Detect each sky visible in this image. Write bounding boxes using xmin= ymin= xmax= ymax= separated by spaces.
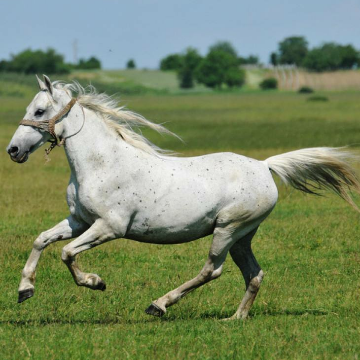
xmin=0 ymin=0 xmax=359 ymax=69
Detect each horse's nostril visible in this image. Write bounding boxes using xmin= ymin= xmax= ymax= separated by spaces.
xmin=8 ymin=146 xmax=19 ymax=157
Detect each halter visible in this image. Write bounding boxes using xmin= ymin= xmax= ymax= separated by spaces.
xmin=19 ymin=98 xmax=77 ymax=155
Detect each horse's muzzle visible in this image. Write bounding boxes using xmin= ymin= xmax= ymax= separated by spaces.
xmin=7 ymin=146 xmax=29 ymax=163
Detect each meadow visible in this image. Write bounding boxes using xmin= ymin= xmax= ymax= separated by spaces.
xmin=1 ymin=83 xmax=360 ymax=359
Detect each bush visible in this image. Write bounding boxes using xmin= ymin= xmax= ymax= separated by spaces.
xmin=259 ymin=78 xmax=278 ymax=90
xmin=298 ymin=86 xmax=314 ymax=93
xmin=307 ymin=95 xmax=329 ymax=102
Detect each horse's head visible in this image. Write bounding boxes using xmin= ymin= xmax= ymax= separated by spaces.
xmin=6 ymin=75 xmax=72 ymax=163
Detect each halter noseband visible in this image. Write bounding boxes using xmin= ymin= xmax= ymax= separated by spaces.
xmin=19 ymin=97 xmax=77 ymax=155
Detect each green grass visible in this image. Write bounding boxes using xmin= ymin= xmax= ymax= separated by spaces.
xmin=1 ymin=89 xmax=360 ymax=359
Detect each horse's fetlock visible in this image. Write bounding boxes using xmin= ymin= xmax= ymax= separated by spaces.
xmin=248 ymin=272 xmax=263 ymax=292
xmin=75 ymin=279 xmax=85 ymax=286
xmin=61 ymin=246 xmax=72 ymax=263
xmin=211 ymin=266 xmax=223 ymax=279
xmin=200 ymin=266 xmax=214 ymax=281
xmin=21 ymin=268 xmax=32 ymax=280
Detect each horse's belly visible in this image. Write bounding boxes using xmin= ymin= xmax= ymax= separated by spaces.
xmin=125 ymin=210 xmax=216 ymax=244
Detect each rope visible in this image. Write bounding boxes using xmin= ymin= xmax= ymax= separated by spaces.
xmin=19 ymin=98 xmax=85 ymax=158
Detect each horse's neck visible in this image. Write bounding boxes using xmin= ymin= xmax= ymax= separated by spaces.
xmin=62 ymin=106 xmax=137 ymax=181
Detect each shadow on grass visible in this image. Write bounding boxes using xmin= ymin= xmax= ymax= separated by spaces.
xmin=147 ymin=307 xmax=330 ymax=323
xmin=0 ymin=317 xmax=160 ymax=326
xmin=166 ymin=308 xmax=329 ymax=321
xmin=1 ymin=308 xmax=329 ymax=326
xmin=259 ymin=308 xmax=329 ymax=317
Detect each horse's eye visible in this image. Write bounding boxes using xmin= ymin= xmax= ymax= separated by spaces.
xmin=35 ymin=109 xmax=45 ymax=117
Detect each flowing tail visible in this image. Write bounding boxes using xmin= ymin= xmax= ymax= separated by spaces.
xmin=265 ymin=147 xmax=360 ymax=211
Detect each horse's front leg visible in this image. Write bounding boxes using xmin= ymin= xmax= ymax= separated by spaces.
xmin=61 ymin=219 xmax=120 ymax=290
xmin=18 ymin=216 xmax=88 ymax=303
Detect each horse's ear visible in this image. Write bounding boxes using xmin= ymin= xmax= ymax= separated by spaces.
xmin=43 ymin=74 xmax=54 ymax=96
xmin=36 ymin=74 xmax=46 ymax=91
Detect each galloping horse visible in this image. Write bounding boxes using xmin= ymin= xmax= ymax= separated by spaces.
xmin=7 ymin=75 xmax=360 ymax=320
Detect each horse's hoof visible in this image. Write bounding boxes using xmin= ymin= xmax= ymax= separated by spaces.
xmin=18 ymin=288 xmax=34 ymax=303
xmin=145 ymin=303 xmax=165 ymax=317
xmin=94 ymin=280 xmax=106 ymax=291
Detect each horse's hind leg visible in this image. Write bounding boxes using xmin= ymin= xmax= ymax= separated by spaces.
xmin=145 ymin=226 xmax=239 ymax=317
xmin=145 ymin=254 xmax=225 ymax=317
xmin=226 ymin=227 xmax=264 ymax=320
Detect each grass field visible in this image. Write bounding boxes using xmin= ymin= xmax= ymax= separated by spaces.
xmin=1 ymin=86 xmax=360 ymax=359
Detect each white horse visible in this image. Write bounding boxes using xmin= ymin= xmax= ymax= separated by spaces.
xmin=7 ymin=75 xmax=360 ymax=320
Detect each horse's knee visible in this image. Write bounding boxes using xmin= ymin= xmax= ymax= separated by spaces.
xmin=33 ymin=232 xmax=47 ymax=251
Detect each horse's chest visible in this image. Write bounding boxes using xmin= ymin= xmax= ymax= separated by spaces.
xmin=67 ymin=180 xmax=98 ymax=222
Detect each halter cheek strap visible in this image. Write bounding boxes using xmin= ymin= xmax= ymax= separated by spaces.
xmin=19 ymin=98 xmax=77 ymax=155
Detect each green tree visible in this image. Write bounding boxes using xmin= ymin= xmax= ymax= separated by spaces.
xmin=209 ymin=41 xmax=238 ymax=58
xmin=278 ymin=36 xmax=308 ymax=66
xmin=0 ymin=60 xmax=10 ymax=72
xmin=338 ymin=44 xmax=359 ymax=68
xmin=126 ymin=59 xmax=136 ymax=69
xmin=195 ymin=49 xmax=243 ymax=89
xmin=270 ymin=52 xmax=278 ymax=66
xmin=303 ymin=43 xmax=359 ymax=72
xmin=224 ymin=67 xmax=245 ymax=88
xmin=160 ymin=54 xmax=183 ymax=71
xmin=177 ymin=48 xmax=202 ymax=89
xmin=77 ymin=56 xmax=101 ymax=70
xmin=8 ymin=48 xmax=70 ymax=74
xmin=238 ymin=55 xmax=259 ymax=65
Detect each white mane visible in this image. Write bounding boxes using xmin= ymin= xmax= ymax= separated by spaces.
xmin=54 ymin=81 xmax=179 ymax=156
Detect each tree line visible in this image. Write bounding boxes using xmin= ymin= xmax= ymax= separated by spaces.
xmin=0 ymin=48 xmax=101 ymax=74
xmin=160 ymin=42 xmax=252 ymax=89
xmin=160 ymin=37 xmax=360 ymax=89
xmin=270 ymin=36 xmax=359 ymax=72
